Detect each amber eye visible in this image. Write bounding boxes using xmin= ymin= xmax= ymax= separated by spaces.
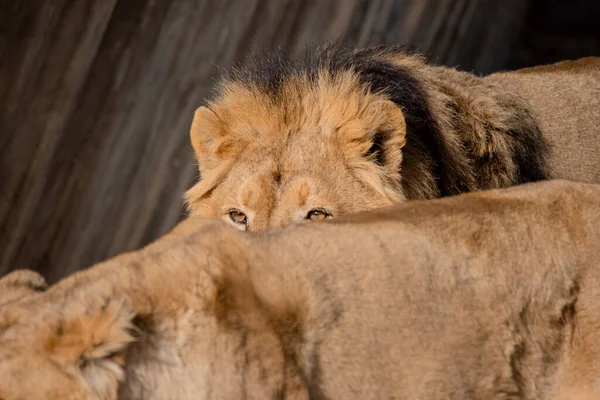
xmin=228 ymin=209 xmax=247 ymax=225
xmin=306 ymin=208 xmax=331 ymax=221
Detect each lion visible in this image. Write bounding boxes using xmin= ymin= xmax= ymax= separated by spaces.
xmin=183 ymin=44 xmax=600 ymax=232
xmin=2 ymin=179 xmax=600 ymax=399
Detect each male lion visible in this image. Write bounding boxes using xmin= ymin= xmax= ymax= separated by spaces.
xmin=184 ymin=44 xmax=600 ymax=231
xmin=2 ymin=179 xmax=600 ymax=399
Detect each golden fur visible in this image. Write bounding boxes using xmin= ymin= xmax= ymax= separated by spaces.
xmin=2 ymin=179 xmax=600 ymax=399
xmin=184 ymin=45 xmax=600 ymax=231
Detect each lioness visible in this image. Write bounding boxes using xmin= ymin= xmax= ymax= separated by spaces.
xmin=184 ymin=44 xmax=600 ymax=231
xmin=2 ymin=179 xmax=600 ymax=399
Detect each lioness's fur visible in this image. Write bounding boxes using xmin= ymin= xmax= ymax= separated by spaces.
xmin=2 ymin=180 xmax=600 ymax=399
xmin=185 ymin=44 xmax=600 ymax=231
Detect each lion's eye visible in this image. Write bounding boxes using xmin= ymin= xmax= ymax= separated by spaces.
xmin=306 ymin=208 xmax=331 ymax=221
xmin=228 ymin=210 xmax=247 ymax=225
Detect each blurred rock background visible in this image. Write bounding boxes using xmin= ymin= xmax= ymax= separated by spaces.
xmin=1 ymin=0 xmax=599 ymax=282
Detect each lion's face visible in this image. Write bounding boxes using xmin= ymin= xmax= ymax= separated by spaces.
xmin=185 ymin=72 xmax=408 ymax=231
xmin=187 ymin=128 xmax=398 ymax=231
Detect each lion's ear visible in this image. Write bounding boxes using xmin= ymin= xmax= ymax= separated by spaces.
xmin=335 ymin=100 xmax=407 ymax=199
xmin=190 ymin=106 xmax=223 ymax=163
xmin=186 ymin=106 xmax=238 ymax=210
xmin=190 ymin=105 xmax=245 ymax=169
xmin=364 ymin=100 xmax=407 ymax=175
xmin=337 ymin=100 xmax=407 ymax=171
xmin=0 ymin=269 xmax=47 ymax=307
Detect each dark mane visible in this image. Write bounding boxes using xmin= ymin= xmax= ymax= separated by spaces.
xmin=225 ymin=43 xmax=422 ymax=95
xmin=224 ymin=43 xmax=462 ymax=198
xmin=219 ymin=43 xmax=549 ymax=199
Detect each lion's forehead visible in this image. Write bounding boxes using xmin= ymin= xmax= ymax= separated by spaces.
xmin=233 ymin=139 xmax=342 ymax=183
xmin=215 ymin=73 xmax=388 ymax=144
xmin=232 ymin=167 xmax=319 ymax=207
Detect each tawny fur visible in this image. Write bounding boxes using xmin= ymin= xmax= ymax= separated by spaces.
xmin=184 ymin=44 xmax=600 ymax=231
xmin=2 ymin=179 xmax=600 ymax=399
xmin=0 ymin=269 xmax=46 ymax=307
xmin=0 ymin=293 xmax=134 ymax=400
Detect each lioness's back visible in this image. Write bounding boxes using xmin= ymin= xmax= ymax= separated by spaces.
xmin=488 ymin=58 xmax=600 ymax=183
xmin=248 ymin=180 xmax=600 ymax=399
